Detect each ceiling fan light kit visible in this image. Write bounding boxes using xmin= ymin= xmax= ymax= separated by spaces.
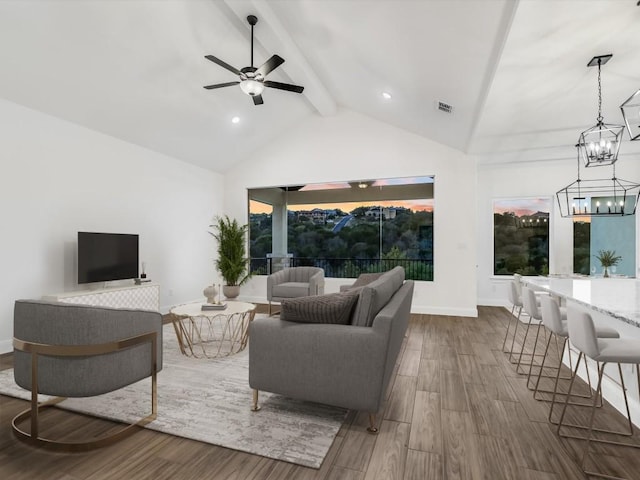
xmin=203 ymin=15 xmax=304 ymax=106
xmin=239 ymin=79 xmax=264 ymax=96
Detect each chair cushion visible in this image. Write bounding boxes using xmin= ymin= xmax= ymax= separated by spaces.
xmin=280 ymin=290 xmax=360 ymax=325
xmin=272 ymin=282 xmax=311 ymax=299
xmin=596 ymin=338 xmax=640 ymax=363
xmin=351 ymin=267 xmax=405 ymax=327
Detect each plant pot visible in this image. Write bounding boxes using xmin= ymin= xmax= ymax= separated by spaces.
xmin=603 ymin=267 xmax=609 ymax=278
xmin=203 ymin=285 xmax=218 ymax=303
xmin=223 ymin=285 xmax=240 ymax=299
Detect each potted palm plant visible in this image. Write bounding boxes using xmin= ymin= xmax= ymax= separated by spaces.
xmin=210 ymin=215 xmax=251 ymax=298
xmin=594 ymin=249 xmax=621 ymax=278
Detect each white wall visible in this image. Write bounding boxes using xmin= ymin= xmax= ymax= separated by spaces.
xmin=223 ymin=109 xmax=478 ymax=317
xmin=0 ymin=98 xmax=223 ymax=353
xmin=476 ymin=158 xmax=640 ymax=307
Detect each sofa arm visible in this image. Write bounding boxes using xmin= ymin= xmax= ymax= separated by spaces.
xmin=308 ymin=270 xmax=325 ymax=295
xmin=249 ymin=318 xmax=392 ymax=413
xmin=339 ymin=283 xmax=355 ymax=292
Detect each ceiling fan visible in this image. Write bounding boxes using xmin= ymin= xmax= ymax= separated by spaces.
xmin=203 ymin=15 xmax=304 ymax=106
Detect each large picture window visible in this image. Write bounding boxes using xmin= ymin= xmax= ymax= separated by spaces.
xmin=248 ymin=176 xmax=434 ymax=281
xmin=493 ymin=198 xmax=550 ymax=275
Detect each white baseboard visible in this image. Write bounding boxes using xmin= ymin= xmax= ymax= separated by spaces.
xmin=0 ymin=339 xmax=12 ymax=355
xmin=478 ymin=298 xmax=510 ymax=308
xmin=410 ymin=305 xmax=478 ymax=317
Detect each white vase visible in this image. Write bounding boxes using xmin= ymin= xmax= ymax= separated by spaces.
xmin=203 ymin=285 xmax=218 ymax=303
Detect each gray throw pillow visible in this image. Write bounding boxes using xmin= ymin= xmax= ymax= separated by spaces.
xmin=281 ymin=290 xmax=360 ymax=325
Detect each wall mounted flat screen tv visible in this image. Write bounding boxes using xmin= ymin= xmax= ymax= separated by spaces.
xmin=78 ymin=232 xmax=139 ymax=284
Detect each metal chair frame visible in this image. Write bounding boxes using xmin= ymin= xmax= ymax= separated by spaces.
xmin=12 ymin=331 xmax=158 ymax=452
xmin=557 ymin=353 xmax=640 ymax=479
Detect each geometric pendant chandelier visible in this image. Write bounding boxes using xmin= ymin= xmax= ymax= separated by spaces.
xmin=621 ymin=89 xmax=640 ymax=141
xmin=578 ymin=54 xmax=625 ymax=167
xmin=556 ymin=145 xmax=640 ymax=218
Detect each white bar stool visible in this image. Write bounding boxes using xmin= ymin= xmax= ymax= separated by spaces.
xmin=535 ymin=295 xmax=618 ymax=421
xmin=517 ymin=286 xmax=560 ymax=375
xmin=557 ymin=307 xmax=640 ymax=480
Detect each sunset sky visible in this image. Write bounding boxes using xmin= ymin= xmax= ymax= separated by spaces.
xmin=250 ymin=199 xmax=434 ymax=214
xmin=493 ymin=198 xmax=551 ymax=216
xmin=250 ymin=176 xmax=435 ymax=214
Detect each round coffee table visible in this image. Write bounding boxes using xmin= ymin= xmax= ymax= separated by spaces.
xmin=170 ymin=301 xmax=256 ymax=358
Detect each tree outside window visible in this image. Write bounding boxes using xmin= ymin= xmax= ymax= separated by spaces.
xmin=248 ymin=177 xmax=434 ymax=281
xmin=493 ymin=198 xmax=550 ymax=276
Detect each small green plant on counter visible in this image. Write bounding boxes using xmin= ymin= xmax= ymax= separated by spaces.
xmin=594 ymin=250 xmax=622 ymax=278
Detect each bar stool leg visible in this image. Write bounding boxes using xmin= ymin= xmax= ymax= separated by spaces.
xmin=580 ymin=362 xmax=606 ymax=478
xmin=502 ymin=306 xmax=516 ymax=352
xmin=530 ymin=330 xmax=554 ymax=392
xmin=617 ymin=364 xmax=635 ymax=437
xmin=558 ymin=361 xmax=637 ymax=438
xmin=514 ymin=317 xmax=533 ymax=368
xmin=532 ymin=335 xmax=598 ymax=407
xmin=516 ymin=319 xmax=544 ymax=375
xmin=547 ymin=336 xmax=566 ymax=421
xmin=507 ymin=311 xmax=522 ymax=363
xmin=556 ymin=352 xmax=583 ymax=436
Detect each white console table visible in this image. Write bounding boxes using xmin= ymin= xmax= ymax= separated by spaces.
xmin=43 ymin=283 xmax=160 ymax=311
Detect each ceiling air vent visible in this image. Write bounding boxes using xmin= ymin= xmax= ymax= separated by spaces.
xmin=436 ymin=101 xmax=453 ymax=114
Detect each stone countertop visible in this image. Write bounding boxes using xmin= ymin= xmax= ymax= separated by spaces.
xmin=521 ymin=276 xmax=640 ymax=329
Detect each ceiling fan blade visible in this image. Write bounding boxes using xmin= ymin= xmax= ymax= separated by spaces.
xmin=204 ymin=55 xmax=241 ymax=76
xmin=203 ymin=81 xmax=240 ymax=90
xmin=264 ymin=80 xmax=304 ymax=94
xmin=252 ymin=94 xmax=264 ymax=106
xmin=256 ymin=55 xmax=284 ymax=78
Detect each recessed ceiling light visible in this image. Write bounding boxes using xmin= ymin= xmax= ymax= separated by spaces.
xmin=231 ymin=116 xmax=240 ymax=124
xmin=382 ymin=92 xmax=392 ymax=100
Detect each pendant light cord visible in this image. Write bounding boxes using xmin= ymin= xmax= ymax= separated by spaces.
xmin=597 ymin=59 xmax=603 ymax=124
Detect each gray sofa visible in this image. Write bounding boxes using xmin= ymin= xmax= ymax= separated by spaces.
xmin=249 ymin=266 xmax=414 ymax=433
xmin=12 ymin=299 xmax=163 ymax=451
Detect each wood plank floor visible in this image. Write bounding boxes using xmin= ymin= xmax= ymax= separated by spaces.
xmin=1 ymin=306 xmax=640 ymax=479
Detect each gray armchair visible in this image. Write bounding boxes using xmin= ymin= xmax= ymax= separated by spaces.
xmin=12 ymin=299 xmax=163 ymax=451
xmin=266 ymin=266 xmax=325 ymax=315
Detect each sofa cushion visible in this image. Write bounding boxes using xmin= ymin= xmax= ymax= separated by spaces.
xmin=352 ymin=272 xmax=385 ymax=287
xmin=351 ymin=266 xmax=405 ymax=327
xmin=281 ymin=290 xmax=360 ymax=325
xmin=272 ymin=282 xmax=311 ymax=299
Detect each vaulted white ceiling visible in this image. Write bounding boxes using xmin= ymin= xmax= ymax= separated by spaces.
xmin=1 ymin=0 xmax=638 ymax=172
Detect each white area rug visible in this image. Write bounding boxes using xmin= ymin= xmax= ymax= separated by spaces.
xmin=0 ymin=319 xmax=347 ymax=468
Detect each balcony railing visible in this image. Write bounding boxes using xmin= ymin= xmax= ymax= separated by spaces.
xmin=250 ymin=257 xmax=433 ymax=281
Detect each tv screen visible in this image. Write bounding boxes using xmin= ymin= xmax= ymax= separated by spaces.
xmin=78 ymin=232 xmax=139 ymax=284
